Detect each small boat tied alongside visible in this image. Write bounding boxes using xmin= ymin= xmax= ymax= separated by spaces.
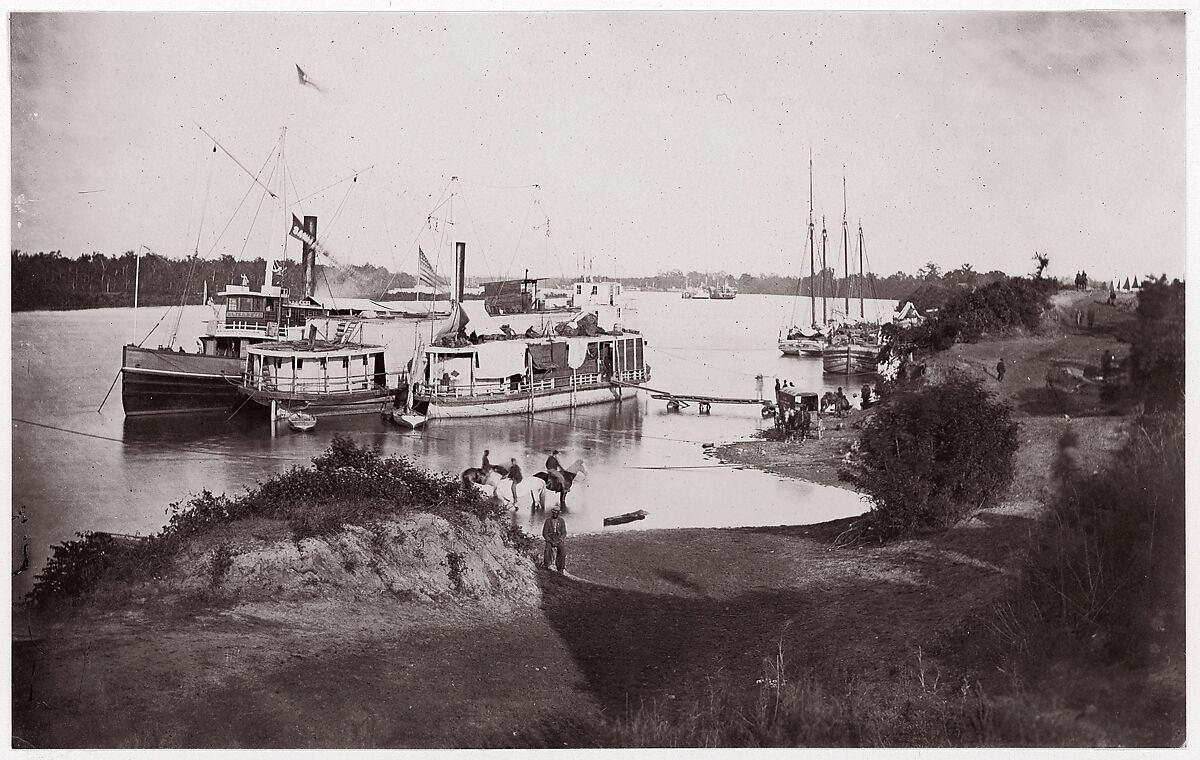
xmin=287 ymin=411 xmax=317 ymax=431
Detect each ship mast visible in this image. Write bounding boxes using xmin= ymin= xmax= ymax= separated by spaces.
xmin=808 ymin=149 xmax=816 ymax=328
xmin=268 ymin=127 xmax=287 ymax=291
xmin=842 ymin=172 xmax=849 ymax=319
xmin=858 ymin=221 xmax=866 ymax=320
xmin=821 ymin=216 xmax=828 ymax=324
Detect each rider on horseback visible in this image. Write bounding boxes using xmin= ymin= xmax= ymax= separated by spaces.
xmin=545 ymin=450 xmax=567 ymax=492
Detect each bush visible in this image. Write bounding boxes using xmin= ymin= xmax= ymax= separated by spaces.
xmin=1127 ymin=278 xmax=1184 ymax=412
xmin=1014 ymin=415 xmax=1184 ymax=662
xmin=24 ymin=532 xmax=136 ymax=607
xmin=842 ymin=372 xmax=1020 ymax=539
xmin=27 ymin=437 xmax=503 ymax=607
xmin=899 ymin=277 xmax=1056 ymax=351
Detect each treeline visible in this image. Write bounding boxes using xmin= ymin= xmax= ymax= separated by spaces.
xmin=10 ymin=250 xmax=415 ymax=311
xmin=15 ymin=248 xmax=1029 ymax=311
xmin=544 ymin=262 xmax=1011 ymax=301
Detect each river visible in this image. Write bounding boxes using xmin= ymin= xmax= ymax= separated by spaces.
xmin=11 ymin=292 xmax=898 ymax=592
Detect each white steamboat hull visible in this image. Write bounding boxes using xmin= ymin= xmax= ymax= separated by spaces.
xmin=779 ymin=339 xmax=824 ymax=357
xmin=418 ymin=382 xmax=637 ymax=420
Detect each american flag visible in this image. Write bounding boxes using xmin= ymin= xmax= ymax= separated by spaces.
xmin=418 ymin=248 xmax=445 ymax=288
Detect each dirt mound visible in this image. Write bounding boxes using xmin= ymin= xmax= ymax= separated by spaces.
xmin=167 ymin=512 xmax=539 ymax=611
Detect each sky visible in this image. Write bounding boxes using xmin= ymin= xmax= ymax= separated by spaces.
xmin=9 ymin=10 xmax=1188 ymax=283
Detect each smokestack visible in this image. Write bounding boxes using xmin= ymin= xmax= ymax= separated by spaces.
xmin=454 ymin=241 xmax=466 ymax=305
xmin=302 ymin=216 xmax=318 ymax=298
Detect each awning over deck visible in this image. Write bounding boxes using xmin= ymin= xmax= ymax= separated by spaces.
xmin=473 ymin=341 xmax=527 ymax=378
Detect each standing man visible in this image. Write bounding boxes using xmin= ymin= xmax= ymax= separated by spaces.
xmin=508 ymin=457 xmax=524 ymax=507
xmin=835 ymin=387 xmax=849 ymax=417
xmin=996 ymin=357 xmax=1007 ymax=382
xmin=481 ymin=449 xmax=492 ymax=474
xmin=542 ymin=507 xmax=567 ymax=574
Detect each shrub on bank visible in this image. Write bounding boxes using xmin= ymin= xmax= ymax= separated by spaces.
xmin=1127 ymin=278 xmax=1185 ymax=412
xmin=900 ymin=276 xmax=1056 ymax=350
xmin=1006 ymin=415 xmax=1184 ymax=663
xmin=26 ymin=437 xmax=504 ymax=607
xmin=841 ymin=372 xmax=1019 ymax=540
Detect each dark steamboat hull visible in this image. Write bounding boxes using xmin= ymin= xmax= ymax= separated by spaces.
xmin=822 ymin=344 xmax=879 ymax=376
xmin=238 ymin=386 xmax=393 ymax=417
xmin=121 ymin=345 xmax=244 ymax=416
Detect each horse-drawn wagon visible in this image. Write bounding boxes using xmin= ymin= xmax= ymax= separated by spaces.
xmin=775 ymin=385 xmax=821 ymax=440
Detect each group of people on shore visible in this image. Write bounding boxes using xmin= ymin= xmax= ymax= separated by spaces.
xmin=477 ymin=448 xmax=571 ymax=574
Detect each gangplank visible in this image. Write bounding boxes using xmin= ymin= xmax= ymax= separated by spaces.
xmin=609 ymin=379 xmax=775 ymax=415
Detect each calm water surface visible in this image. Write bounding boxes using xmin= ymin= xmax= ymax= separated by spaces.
xmin=12 ymin=292 xmax=897 ymax=591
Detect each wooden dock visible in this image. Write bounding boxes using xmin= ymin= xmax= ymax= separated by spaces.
xmin=650 ymin=393 xmax=771 ymax=414
xmin=611 ymin=379 xmax=774 ymax=415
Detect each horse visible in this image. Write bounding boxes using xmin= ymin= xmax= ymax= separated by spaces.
xmin=528 ymin=459 xmax=588 ymax=511
xmin=461 ymin=463 xmax=509 ymax=489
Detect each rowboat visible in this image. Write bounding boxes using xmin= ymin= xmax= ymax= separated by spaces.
xmin=287 ymin=411 xmax=317 ymax=431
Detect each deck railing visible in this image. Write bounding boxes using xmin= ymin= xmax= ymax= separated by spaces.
xmin=425 ymin=367 xmax=648 ymax=399
xmin=246 ymin=372 xmax=381 ymax=395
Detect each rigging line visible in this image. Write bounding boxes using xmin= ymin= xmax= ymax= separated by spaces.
xmin=376 ymin=177 xmax=456 ymax=298
xmin=134 ymin=303 xmax=173 ymax=348
xmin=195 ymin=122 xmax=278 ymax=199
xmin=169 ymin=150 xmax=216 ymax=346
xmin=279 ymin=128 xmax=289 ymax=266
xmin=527 ymin=188 xmax=566 ymax=281
xmin=237 ymin=161 xmax=281 ymax=260
xmin=12 ymin=417 xmax=340 ymax=464
xmin=860 ymin=228 xmax=880 ymax=301
xmin=285 ymin=163 xmax=305 ymax=220
xmin=454 ymin=191 xmax=496 ymax=283
xmin=546 ymin=222 xmax=568 ymax=283
xmin=13 ymin=417 xmax=127 ymax=444
xmin=203 ymin=144 xmax=279 ymax=259
xmin=318 ymin=263 xmax=338 ymax=310
xmin=455 ymin=179 xmax=541 ymax=191
xmin=169 ymin=253 xmax=203 ymax=349
xmin=378 ymin=216 xmax=400 ymax=297
xmin=500 ymin=191 xmax=537 ymax=283
xmin=431 ymin=179 xmax=462 ymax=286
xmin=182 ymin=135 xmax=201 ymax=267
xmin=316 ymin=172 xmax=358 ymax=248
xmin=290 ymin=166 xmax=375 ymax=207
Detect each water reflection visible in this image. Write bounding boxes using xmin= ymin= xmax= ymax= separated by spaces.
xmin=13 ymin=295 xmax=877 ymax=593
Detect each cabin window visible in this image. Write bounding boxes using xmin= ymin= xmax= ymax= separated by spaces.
xmin=576 ymin=285 xmax=583 ymax=295
xmin=591 ymin=286 xmax=599 ymax=296
xmin=297 ymin=359 xmax=304 ymax=369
